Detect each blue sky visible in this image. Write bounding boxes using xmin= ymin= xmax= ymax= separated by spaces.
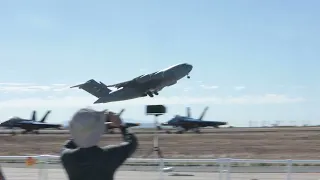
xmin=0 ymin=0 xmax=319 ymax=127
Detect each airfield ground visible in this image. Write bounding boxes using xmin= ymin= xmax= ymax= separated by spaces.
xmin=0 ymin=126 xmax=320 ymax=159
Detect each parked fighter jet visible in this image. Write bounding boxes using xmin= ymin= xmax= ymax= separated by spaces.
xmin=0 ymin=110 xmax=62 ymax=135
xmin=105 ymin=109 xmax=140 ymax=133
xmin=70 ymin=63 xmax=193 ymax=104
xmin=160 ymin=107 xmax=227 ymax=134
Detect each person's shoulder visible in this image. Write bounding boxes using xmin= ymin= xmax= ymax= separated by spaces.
xmin=60 ymin=148 xmax=78 ymax=159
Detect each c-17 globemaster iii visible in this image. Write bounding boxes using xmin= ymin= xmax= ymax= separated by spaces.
xmin=70 ymin=63 xmax=193 ymax=104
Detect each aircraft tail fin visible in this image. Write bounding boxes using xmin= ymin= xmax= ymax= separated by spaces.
xmin=70 ymin=79 xmax=112 ymax=98
xmin=186 ymin=107 xmax=191 ymax=118
xmin=199 ymin=106 xmax=209 ymax=120
xmin=31 ymin=111 xmax=36 ymax=121
xmin=40 ymin=110 xmax=51 ymax=123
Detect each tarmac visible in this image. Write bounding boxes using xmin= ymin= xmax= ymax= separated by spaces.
xmin=1 ymin=164 xmax=320 ymax=180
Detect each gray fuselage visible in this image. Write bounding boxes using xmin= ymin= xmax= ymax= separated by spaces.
xmin=94 ymin=63 xmax=192 ymax=103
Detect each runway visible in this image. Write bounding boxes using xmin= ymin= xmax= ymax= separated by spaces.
xmin=1 ymin=126 xmax=320 ymax=159
xmin=1 ymin=126 xmax=320 ymax=135
xmin=1 ymin=164 xmax=319 ymax=180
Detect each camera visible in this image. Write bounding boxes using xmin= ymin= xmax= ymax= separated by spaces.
xmin=146 ymin=105 xmax=166 ymax=115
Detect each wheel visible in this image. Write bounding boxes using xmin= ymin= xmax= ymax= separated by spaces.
xmin=187 ymin=76 xmax=190 ymax=79
xmin=147 ymin=92 xmax=154 ymax=97
xmin=154 ymin=91 xmax=159 ymax=95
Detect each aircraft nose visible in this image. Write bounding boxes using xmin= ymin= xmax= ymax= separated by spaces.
xmin=184 ymin=63 xmax=193 ymax=72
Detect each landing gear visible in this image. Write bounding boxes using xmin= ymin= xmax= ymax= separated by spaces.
xmin=11 ymin=131 xmax=16 ymax=136
xmin=147 ymin=91 xmax=154 ymax=97
xmin=176 ymin=130 xmax=184 ymax=134
xmin=187 ymin=75 xmax=190 ymax=79
xmin=145 ymin=91 xmax=159 ymax=97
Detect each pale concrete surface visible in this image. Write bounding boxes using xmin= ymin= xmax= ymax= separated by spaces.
xmin=2 ymin=163 xmax=320 ymax=173
xmin=2 ymin=167 xmax=320 ymax=180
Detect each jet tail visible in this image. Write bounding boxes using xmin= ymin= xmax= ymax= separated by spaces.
xmin=186 ymin=107 xmax=191 ymax=118
xmin=70 ymin=79 xmax=112 ymax=98
xmin=199 ymin=106 xmax=209 ymax=120
xmin=40 ymin=110 xmax=51 ymax=123
xmin=31 ymin=111 xmax=36 ymax=121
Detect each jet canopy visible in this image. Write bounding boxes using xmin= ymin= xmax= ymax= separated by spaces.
xmin=9 ymin=116 xmax=21 ymax=120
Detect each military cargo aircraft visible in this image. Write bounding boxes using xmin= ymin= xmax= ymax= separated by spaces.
xmin=70 ymin=63 xmax=193 ymax=104
xmin=0 ymin=110 xmax=62 ymax=135
xmin=160 ymin=107 xmax=227 ymax=133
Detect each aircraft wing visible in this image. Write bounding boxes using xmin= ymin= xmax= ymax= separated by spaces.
xmin=197 ymin=121 xmax=227 ymax=127
xmin=105 ymin=72 xmax=163 ymax=88
xmin=179 ymin=119 xmax=227 ymax=128
xmin=17 ymin=121 xmax=62 ymax=129
xmin=105 ymin=80 xmax=133 ymax=88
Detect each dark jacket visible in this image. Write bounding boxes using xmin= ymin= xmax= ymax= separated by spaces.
xmin=0 ymin=164 xmax=6 ymax=180
xmin=60 ymin=128 xmax=138 ymax=180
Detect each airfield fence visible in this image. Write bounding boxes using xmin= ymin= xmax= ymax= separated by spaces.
xmin=0 ymin=155 xmax=320 ymax=180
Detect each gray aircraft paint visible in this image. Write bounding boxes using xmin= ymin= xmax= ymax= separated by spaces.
xmin=71 ymin=63 xmax=193 ymax=104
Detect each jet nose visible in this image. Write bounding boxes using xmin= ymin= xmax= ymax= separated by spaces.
xmin=184 ymin=63 xmax=193 ymax=72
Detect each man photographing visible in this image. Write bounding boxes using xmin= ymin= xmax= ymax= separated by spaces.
xmin=60 ymin=108 xmax=138 ymax=180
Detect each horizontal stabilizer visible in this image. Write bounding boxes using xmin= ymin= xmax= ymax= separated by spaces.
xmin=70 ymin=79 xmax=112 ymax=98
xmin=70 ymin=83 xmax=84 ymax=88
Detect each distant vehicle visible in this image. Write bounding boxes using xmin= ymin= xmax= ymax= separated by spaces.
xmin=70 ymin=63 xmax=193 ymax=104
xmin=160 ymin=107 xmax=227 ymax=134
xmin=105 ymin=109 xmax=140 ymax=133
xmin=0 ymin=110 xmax=62 ymax=135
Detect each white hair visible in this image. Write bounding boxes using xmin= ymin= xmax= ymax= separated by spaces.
xmin=69 ymin=108 xmax=106 ymax=148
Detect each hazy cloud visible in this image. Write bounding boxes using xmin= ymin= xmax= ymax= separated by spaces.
xmin=0 ymin=83 xmax=70 ymax=93
xmin=200 ymin=85 xmax=219 ymax=90
xmin=292 ymin=86 xmax=307 ymax=89
xmin=234 ymin=86 xmax=246 ymax=90
xmin=0 ymin=94 xmax=306 ymax=108
xmin=15 ymin=14 xmax=57 ymax=30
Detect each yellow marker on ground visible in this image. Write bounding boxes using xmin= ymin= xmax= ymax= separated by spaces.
xmin=25 ymin=157 xmax=36 ymax=166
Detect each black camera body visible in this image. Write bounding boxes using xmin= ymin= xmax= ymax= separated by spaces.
xmin=146 ymin=105 xmax=166 ymax=115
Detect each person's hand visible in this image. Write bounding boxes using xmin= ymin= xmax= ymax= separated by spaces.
xmin=106 ymin=111 xmax=123 ymax=128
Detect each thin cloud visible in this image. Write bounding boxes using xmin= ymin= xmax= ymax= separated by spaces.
xmin=292 ymin=86 xmax=307 ymax=89
xmin=0 ymin=83 xmax=70 ymax=93
xmin=234 ymin=86 xmax=246 ymax=90
xmin=200 ymin=85 xmax=219 ymax=90
xmin=183 ymin=87 xmax=192 ymax=92
xmin=15 ymin=14 xmax=57 ymax=30
xmin=0 ymin=94 xmax=306 ymax=108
